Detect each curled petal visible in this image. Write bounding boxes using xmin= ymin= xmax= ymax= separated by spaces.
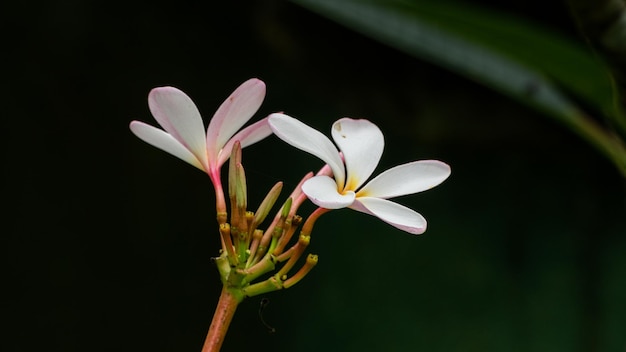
xmin=207 ymin=78 xmax=266 ymax=159
xmin=301 ymin=176 xmax=355 ymax=209
xmin=148 ymin=87 xmax=208 ymax=169
xmin=129 ymin=121 xmax=205 ymax=171
xmin=217 ymin=117 xmax=273 ymax=168
xmin=268 ymin=113 xmax=345 ymax=186
xmin=331 ymin=118 xmax=384 ymax=191
xmin=358 ymin=160 xmax=451 ymax=199
xmin=350 ymin=197 xmax=427 ymax=234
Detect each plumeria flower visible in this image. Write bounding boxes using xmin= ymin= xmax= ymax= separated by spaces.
xmin=268 ymin=113 xmax=451 ymax=234
xmin=129 ymin=78 xmax=272 ymax=209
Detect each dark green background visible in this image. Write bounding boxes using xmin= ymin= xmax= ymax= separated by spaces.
xmin=5 ymin=1 xmax=625 ymax=351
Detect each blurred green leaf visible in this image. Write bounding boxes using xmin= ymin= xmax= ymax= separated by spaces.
xmin=402 ymin=1 xmax=624 ymax=125
xmin=291 ymin=0 xmax=626 ymax=176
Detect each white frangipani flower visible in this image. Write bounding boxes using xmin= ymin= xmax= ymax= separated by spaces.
xmin=268 ymin=113 xmax=451 ymax=234
xmin=129 ymin=78 xmax=272 ymax=188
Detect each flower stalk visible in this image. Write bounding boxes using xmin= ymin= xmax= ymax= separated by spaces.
xmin=284 ymin=254 xmax=319 ymax=288
xmin=201 ymin=287 xmax=244 ymax=352
xmin=197 ymin=137 xmax=327 ymax=351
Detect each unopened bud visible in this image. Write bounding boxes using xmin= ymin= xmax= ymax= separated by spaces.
xmin=252 ymin=182 xmax=283 ymax=229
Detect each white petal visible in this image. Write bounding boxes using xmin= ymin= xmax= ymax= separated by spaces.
xmin=206 ymin=78 xmax=266 ymax=158
xmin=268 ymin=113 xmax=345 ymax=186
xmin=148 ymin=87 xmax=209 ymax=169
xmin=129 ymin=121 xmax=205 ymax=171
xmin=350 ymin=197 xmax=427 ymax=234
xmin=359 ymin=160 xmax=451 ymax=199
xmin=301 ymin=176 xmax=355 ymax=209
xmin=331 ymin=118 xmax=383 ymax=191
xmin=217 ymin=117 xmax=273 ymax=167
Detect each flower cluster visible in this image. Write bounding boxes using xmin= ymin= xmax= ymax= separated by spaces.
xmin=131 ymin=78 xmax=450 ymax=236
xmin=130 ymin=78 xmax=449 ymax=291
xmin=130 ymin=78 xmax=450 ymax=294
xmin=130 ymin=78 xmax=450 ymax=351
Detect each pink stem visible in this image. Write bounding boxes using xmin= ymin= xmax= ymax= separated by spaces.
xmin=201 ymin=288 xmax=241 ymax=352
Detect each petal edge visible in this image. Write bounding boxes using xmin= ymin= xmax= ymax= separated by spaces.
xmin=350 ymin=197 xmax=427 ymax=234
xmin=147 ymin=87 xmax=208 ymax=168
xmin=206 ymin=78 xmax=266 ymax=158
xmin=301 ymin=176 xmax=355 ymax=209
xmin=129 ymin=121 xmax=205 ymax=171
xmin=331 ymin=118 xmax=384 ymax=191
xmin=358 ymin=160 xmax=451 ymax=199
xmin=269 ymin=113 xmax=345 ymax=186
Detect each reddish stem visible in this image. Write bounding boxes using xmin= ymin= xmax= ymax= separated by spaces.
xmin=301 ymin=207 xmax=330 ymax=234
xmin=201 ymin=288 xmax=241 ymax=352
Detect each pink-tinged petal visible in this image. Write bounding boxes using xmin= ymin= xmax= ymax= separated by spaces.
xmin=206 ymin=78 xmax=266 ymax=158
xmin=350 ymin=197 xmax=427 ymax=234
xmin=358 ymin=160 xmax=451 ymax=199
xmin=217 ymin=117 xmax=273 ymax=168
xmin=316 ymin=163 xmax=334 ymax=177
xmin=129 ymin=121 xmax=205 ymax=171
xmin=331 ymin=118 xmax=383 ymax=191
xmin=268 ymin=113 xmax=345 ymax=186
xmin=148 ymin=87 xmax=209 ymax=169
xmin=301 ymin=176 xmax=355 ymax=209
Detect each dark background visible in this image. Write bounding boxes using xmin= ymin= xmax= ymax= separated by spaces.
xmin=4 ymin=1 xmax=625 ymax=351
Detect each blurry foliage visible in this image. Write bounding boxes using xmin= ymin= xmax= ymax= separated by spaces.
xmin=291 ymin=0 xmax=626 ymax=176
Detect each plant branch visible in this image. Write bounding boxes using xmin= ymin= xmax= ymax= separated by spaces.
xmin=201 ymin=287 xmax=243 ymax=352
